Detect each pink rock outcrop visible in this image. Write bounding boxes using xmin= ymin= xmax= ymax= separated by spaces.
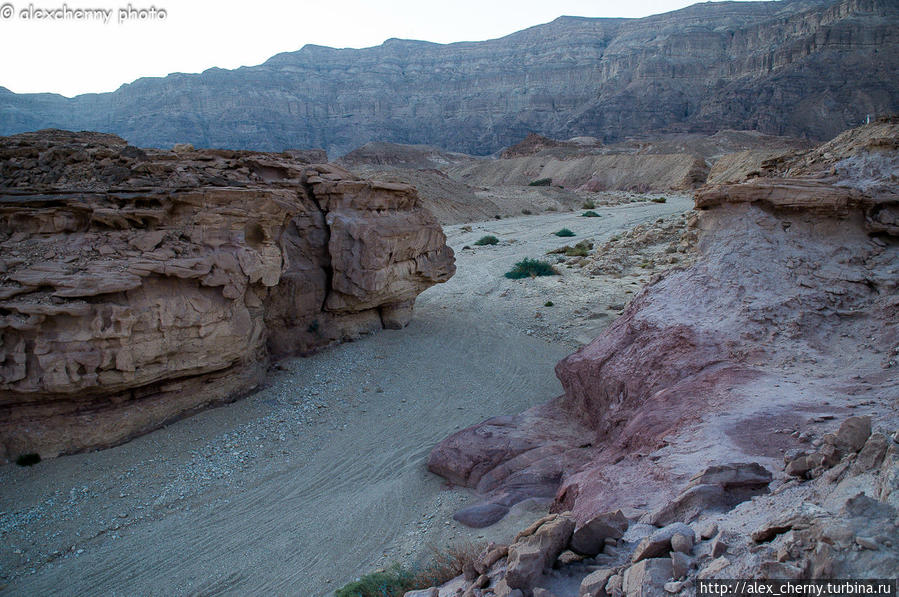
xmin=429 ymin=119 xmax=898 ymax=526
xmin=0 ymin=130 xmax=454 ymax=461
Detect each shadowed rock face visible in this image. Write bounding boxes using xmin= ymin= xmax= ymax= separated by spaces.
xmin=428 ymin=119 xmax=898 ymax=526
xmin=1 ymin=0 xmax=897 ymax=155
xmin=0 ymin=130 xmax=455 ymax=461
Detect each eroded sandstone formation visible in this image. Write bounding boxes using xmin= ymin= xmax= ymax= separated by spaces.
xmin=428 ymin=119 xmax=898 ymax=531
xmin=0 ymin=130 xmax=455 ymax=461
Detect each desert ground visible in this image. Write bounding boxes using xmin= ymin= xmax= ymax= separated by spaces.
xmin=0 ymin=196 xmax=691 ymax=596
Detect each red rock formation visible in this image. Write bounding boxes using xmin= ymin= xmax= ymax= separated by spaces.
xmin=0 ymin=130 xmax=455 ymax=461
xmin=429 ymin=119 xmax=898 ymax=526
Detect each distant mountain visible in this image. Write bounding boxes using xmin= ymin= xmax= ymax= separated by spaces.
xmin=1 ymin=0 xmax=896 ymax=156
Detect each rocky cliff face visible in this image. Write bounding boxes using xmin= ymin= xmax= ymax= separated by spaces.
xmin=428 ymin=119 xmax=898 ymax=530
xmin=0 ymin=130 xmax=455 ymax=461
xmin=1 ymin=0 xmax=897 ymax=156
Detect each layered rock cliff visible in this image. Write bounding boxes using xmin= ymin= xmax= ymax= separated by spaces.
xmin=2 ymin=0 xmax=897 ymax=156
xmin=0 ymin=130 xmax=455 ymax=461
xmin=428 ymin=119 xmax=898 ymax=530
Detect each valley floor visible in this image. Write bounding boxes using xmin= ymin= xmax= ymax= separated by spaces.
xmin=0 ymin=197 xmax=691 ymax=596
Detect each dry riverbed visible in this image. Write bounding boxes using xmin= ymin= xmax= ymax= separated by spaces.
xmin=0 ymin=195 xmax=691 ymax=596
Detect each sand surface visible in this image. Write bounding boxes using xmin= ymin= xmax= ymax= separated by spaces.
xmin=0 ymin=195 xmax=690 ymax=596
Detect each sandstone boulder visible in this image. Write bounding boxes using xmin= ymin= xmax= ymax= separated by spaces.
xmin=571 ymin=510 xmax=629 ymax=556
xmin=632 ymin=523 xmax=695 ymax=563
xmin=624 ymin=559 xmax=672 ymax=597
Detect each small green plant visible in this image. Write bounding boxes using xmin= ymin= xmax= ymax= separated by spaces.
xmin=505 ymin=258 xmax=557 ymax=279
xmin=473 ymin=235 xmax=499 ymax=246
xmin=554 ymin=228 xmax=576 ymax=237
xmin=545 ymin=206 xmax=557 ymax=212
xmin=651 ymin=197 xmax=667 ymax=203
xmin=335 ymin=543 xmax=481 ymax=597
xmin=582 ymin=200 xmax=596 ymax=209
xmin=16 ymin=453 xmax=41 ymax=466
xmin=528 ymin=177 xmax=552 ymax=187
xmin=335 ymin=563 xmax=414 ymax=597
xmin=581 ymin=210 xmax=600 ymax=217
xmin=544 ymin=301 xmax=554 ymax=307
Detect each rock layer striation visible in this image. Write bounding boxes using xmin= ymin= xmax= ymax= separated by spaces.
xmin=0 ymin=130 xmax=455 ymax=461
xmin=1 ymin=0 xmax=897 ymax=155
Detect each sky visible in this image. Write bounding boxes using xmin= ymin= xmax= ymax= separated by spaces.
xmin=0 ymin=0 xmax=758 ymax=97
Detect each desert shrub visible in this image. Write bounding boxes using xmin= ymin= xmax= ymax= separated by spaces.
xmin=564 ymin=244 xmax=590 ymax=257
xmin=581 ymin=211 xmax=600 ymax=217
xmin=505 ymin=258 xmax=557 ymax=279
xmin=521 ymin=209 xmax=532 ymax=215
xmin=651 ymin=197 xmax=667 ymax=203
xmin=582 ymin=200 xmax=596 ymax=209
xmin=461 ymin=225 xmax=473 ymax=232
xmin=554 ymin=228 xmax=576 ymax=237
xmin=545 ymin=206 xmax=557 ymax=212
xmin=16 ymin=453 xmax=41 ymax=466
xmin=528 ymin=177 xmax=552 ymax=187
xmin=544 ymin=301 xmax=554 ymax=307
xmin=335 ymin=543 xmax=481 ymax=597
xmin=334 ymin=564 xmax=414 ymax=597
xmin=494 ymin=215 xmax=502 ymax=219
xmin=474 ymin=235 xmax=499 ymax=246
xmin=411 ymin=543 xmax=481 ymax=589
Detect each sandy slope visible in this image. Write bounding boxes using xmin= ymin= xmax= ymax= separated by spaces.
xmin=0 ymin=197 xmax=690 ymax=597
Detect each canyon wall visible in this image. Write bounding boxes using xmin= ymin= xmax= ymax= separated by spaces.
xmin=1 ymin=0 xmax=897 ymax=156
xmin=0 ymin=130 xmax=455 ymax=461
xmin=428 ymin=119 xmax=898 ymax=528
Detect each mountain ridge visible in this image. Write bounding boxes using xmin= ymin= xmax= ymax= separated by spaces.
xmin=1 ymin=0 xmax=896 ymax=156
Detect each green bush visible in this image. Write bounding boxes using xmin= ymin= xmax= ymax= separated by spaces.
xmin=335 ymin=543 xmax=480 ymax=597
xmin=335 ymin=564 xmax=414 ymax=597
xmin=505 ymin=258 xmax=557 ymax=279
xmin=554 ymin=228 xmax=576 ymax=237
xmin=651 ymin=197 xmax=667 ymax=203
xmin=581 ymin=211 xmax=600 ymax=217
xmin=473 ymin=235 xmax=499 ymax=246
xmin=528 ymin=177 xmax=552 ymax=187
xmin=544 ymin=301 xmax=554 ymax=307
xmin=582 ymin=200 xmax=596 ymax=209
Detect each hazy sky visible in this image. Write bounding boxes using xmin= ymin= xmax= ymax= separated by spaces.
xmin=1 ymin=0 xmax=755 ymax=97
